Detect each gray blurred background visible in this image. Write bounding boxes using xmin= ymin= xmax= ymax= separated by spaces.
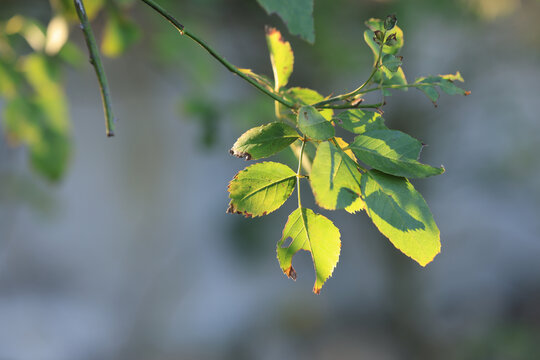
xmin=1 ymin=0 xmax=540 ymax=359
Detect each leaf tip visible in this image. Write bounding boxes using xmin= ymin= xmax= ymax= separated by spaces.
xmin=464 ymin=90 xmax=471 ymax=96
xmin=313 ymin=285 xmax=321 ymax=295
xmin=284 ymin=266 xmax=297 ymax=280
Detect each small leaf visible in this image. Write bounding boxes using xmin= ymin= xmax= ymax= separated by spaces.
xmin=287 ymin=87 xmax=333 ymax=121
xmin=265 ymin=27 xmax=294 ymax=89
xmin=227 ymin=162 xmax=296 ymax=217
xmin=230 ymin=122 xmax=300 ymax=160
xmin=364 ymin=22 xmax=404 ymax=56
xmin=257 ymin=0 xmax=315 ymax=43
xmin=101 ymin=11 xmax=141 ymax=58
xmin=384 ymin=14 xmax=397 ymax=30
xmin=361 ymin=170 xmax=441 ymax=266
xmin=335 ymin=109 xmax=386 ymax=134
xmin=381 ymin=54 xmax=402 ymax=72
xmin=297 ymin=105 xmax=335 ymax=141
xmin=310 ymin=141 xmax=364 ymax=211
xmin=349 ymin=129 xmax=444 ymax=178
xmin=418 ymin=84 xmax=440 ymax=104
xmin=277 ymin=207 xmax=341 ymax=294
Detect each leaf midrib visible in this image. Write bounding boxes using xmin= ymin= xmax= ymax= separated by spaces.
xmin=240 ymin=175 xmax=296 ymax=201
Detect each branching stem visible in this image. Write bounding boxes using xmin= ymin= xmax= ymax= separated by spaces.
xmin=139 ymin=0 xmax=295 ymax=108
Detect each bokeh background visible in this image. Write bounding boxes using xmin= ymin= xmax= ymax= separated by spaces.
xmin=1 ymin=0 xmax=540 ymax=359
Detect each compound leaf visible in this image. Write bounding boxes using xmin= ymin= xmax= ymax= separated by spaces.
xmin=349 ymin=129 xmax=444 ymax=178
xmin=335 ymin=109 xmax=386 ymax=134
xmin=310 ymin=141 xmax=364 ymax=211
xmin=257 ymin=0 xmax=315 ymax=43
xmin=297 ymin=105 xmax=335 ymax=140
xmin=227 ymin=162 xmax=296 ymax=217
xmin=265 ymin=27 xmax=294 ymax=89
xmin=230 ymin=122 xmax=300 ymax=160
xmin=362 ymin=170 xmax=441 ymax=266
xmin=277 ymin=207 xmax=341 ymax=294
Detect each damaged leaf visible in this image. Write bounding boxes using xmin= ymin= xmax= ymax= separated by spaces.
xmin=227 ymin=162 xmax=296 ymax=217
xmin=265 ymin=27 xmax=294 ymax=89
xmin=257 ymin=0 xmax=315 ymax=43
xmin=277 ymin=207 xmax=341 ymax=293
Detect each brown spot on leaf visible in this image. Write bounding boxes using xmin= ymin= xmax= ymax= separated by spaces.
xmin=464 ymin=91 xmax=471 ymax=96
xmin=284 ymin=266 xmax=297 ymax=280
xmin=230 ymin=150 xmax=253 ymax=161
xmin=313 ymin=286 xmax=321 ymax=295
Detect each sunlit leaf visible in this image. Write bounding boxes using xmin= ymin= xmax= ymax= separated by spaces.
xmin=310 ymin=141 xmax=364 ymax=211
xmin=415 ymin=72 xmax=469 ymax=104
xmin=381 ymin=54 xmax=402 ymax=72
xmin=45 ymin=15 xmax=69 ymax=55
xmin=265 ymin=27 xmax=294 ymax=89
xmin=257 ymin=0 xmax=315 ymax=43
xmin=297 ymin=105 xmax=335 ymax=140
xmin=227 ymin=162 xmax=296 ymax=217
xmin=364 ymin=18 xmax=404 ymax=56
xmin=239 ymin=68 xmax=274 ymax=90
xmin=277 ymin=207 xmax=341 ymax=293
xmin=362 ymin=170 xmax=440 ymax=266
xmin=335 ymin=109 xmax=386 ymax=134
xmin=230 ymin=122 xmax=300 ymax=160
xmin=287 ymin=87 xmax=333 ymax=121
xmin=349 ymin=129 xmax=444 ymax=178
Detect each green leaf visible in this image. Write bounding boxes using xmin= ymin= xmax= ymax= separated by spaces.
xmin=310 ymin=141 xmax=364 ymax=211
xmin=414 ymin=73 xmax=469 ymax=104
xmin=277 ymin=207 xmax=341 ymax=294
xmin=375 ymin=66 xmax=408 ymax=95
xmin=287 ymin=87 xmax=333 ymax=121
xmin=230 ymin=122 xmax=300 ymax=160
xmin=418 ymin=84 xmax=440 ymax=104
xmin=361 ymin=170 xmax=441 ymax=266
xmin=364 ymin=22 xmax=404 ymax=56
xmin=335 ymin=109 xmax=386 ymax=134
xmin=101 ymin=11 xmax=141 ymax=58
xmin=381 ymin=54 xmax=402 ymax=72
xmin=265 ymin=27 xmax=294 ymax=89
xmin=257 ymin=0 xmax=315 ymax=43
xmin=227 ymin=162 xmax=296 ymax=217
xmin=349 ymin=129 xmax=444 ymax=178
xmin=297 ymin=105 xmax=335 ymax=141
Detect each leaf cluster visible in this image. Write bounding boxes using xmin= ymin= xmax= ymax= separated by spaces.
xmin=227 ymin=16 xmax=469 ymax=293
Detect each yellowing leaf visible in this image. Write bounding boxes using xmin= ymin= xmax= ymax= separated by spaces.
xmin=227 ymin=162 xmax=296 ymax=217
xmin=101 ymin=12 xmax=140 ymax=58
xmin=265 ymin=27 xmax=294 ymax=89
xmin=362 ymin=170 xmax=441 ymax=266
xmin=277 ymin=207 xmax=341 ymax=294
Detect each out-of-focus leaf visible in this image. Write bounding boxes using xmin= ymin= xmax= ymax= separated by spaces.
xmin=287 ymin=87 xmax=333 ymax=121
xmin=0 ymin=60 xmax=20 ymax=98
xmin=227 ymin=162 xmax=296 ymax=217
xmin=1 ymin=54 xmax=72 ymax=181
xmin=277 ymin=207 xmax=341 ymax=294
xmin=362 ymin=170 xmax=441 ymax=266
xmin=45 ymin=15 xmax=69 ymax=55
xmin=265 ymin=27 xmax=294 ymax=89
xmin=297 ymin=105 xmax=335 ymax=140
xmin=349 ymin=129 xmax=444 ymax=178
xmin=310 ymin=141 xmax=364 ymax=211
xmin=57 ymin=42 xmax=85 ymax=67
xmin=101 ymin=11 xmax=141 ymax=58
xmin=5 ymin=15 xmax=46 ymax=52
xmin=230 ymin=122 xmax=299 ymax=160
xmin=257 ymin=0 xmax=315 ymax=43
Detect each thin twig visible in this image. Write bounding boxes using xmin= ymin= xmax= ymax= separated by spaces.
xmin=139 ymin=0 xmax=295 ymax=108
xmin=74 ymin=0 xmax=116 ymax=137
